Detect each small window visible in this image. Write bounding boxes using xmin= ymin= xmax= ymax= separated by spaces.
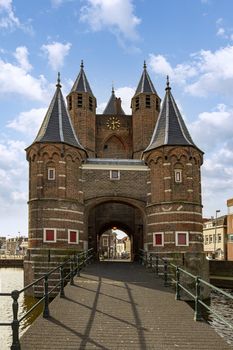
xmin=156 ymin=98 xmax=160 ymax=111
xmin=176 ymin=232 xmax=189 ymax=246
xmin=218 ymin=234 xmax=222 ymax=243
xmin=110 ymin=170 xmax=120 ymax=180
xmin=77 ymin=94 xmax=82 ymax=108
xmin=153 ymin=232 xmax=164 ymax=246
xmin=174 ymin=169 xmax=182 ymax=183
xmin=89 ymin=96 xmax=93 ymax=111
xmin=205 ymin=236 xmax=209 ymax=244
xmin=43 ymin=229 xmax=56 ymax=243
xmin=68 ymin=230 xmax=79 ymax=244
xmin=209 ymin=235 xmax=213 ymax=243
xmin=135 ymin=97 xmax=139 ymax=111
xmin=103 ymin=237 xmax=108 ymax=246
xmin=145 ymin=95 xmax=150 ymax=108
xmin=48 ymin=167 xmax=55 ymax=180
xmin=229 ymin=234 xmax=233 ymax=242
xmin=68 ymin=96 xmax=72 ymax=110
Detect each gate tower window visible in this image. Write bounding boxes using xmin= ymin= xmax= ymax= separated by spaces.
xmin=110 ymin=170 xmax=120 ymax=180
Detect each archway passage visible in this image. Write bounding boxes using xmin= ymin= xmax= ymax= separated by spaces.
xmin=99 ymin=229 xmax=132 ymax=262
xmin=87 ymin=201 xmax=144 ymax=261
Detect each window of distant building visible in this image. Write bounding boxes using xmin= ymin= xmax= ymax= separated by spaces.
xmin=110 ymin=170 xmax=120 ymax=180
xmin=103 ymin=238 xmax=108 ymax=246
xmin=145 ymin=95 xmax=151 ymax=108
xmin=77 ymin=94 xmax=82 ymax=108
xmin=174 ymin=169 xmax=182 ymax=183
xmin=68 ymin=96 xmax=72 ymax=110
xmin=135 ymin=97 xmax=139 ymax=111
xmin=209 ymin=235 xmax=213 ymax=243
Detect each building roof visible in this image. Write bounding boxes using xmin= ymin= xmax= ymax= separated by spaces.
xmin=135 ymin=61 xmax=157 ymax=96
xmin=33 ymin=74 xmax=85 ymax=150
xmin=103 ymin=87 xmax=125 ymax=115
xmin=145 ymin=77 xmax=201 ymax=152
xmin=70 ymin=60 xmax=94 ymax=95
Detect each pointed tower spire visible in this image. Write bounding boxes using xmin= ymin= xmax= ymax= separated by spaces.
xmin=103 ymin=87 xmax=125 ymax=115
xmin=70 ymin=60 xmax=94 ymax=95
xmin=32 ymin=78 xmax=85 ymax=150
xmin=144 ymin=78 xmax=201 ymax=152
xmin=134 ymin=61 xmax=157 ymax=95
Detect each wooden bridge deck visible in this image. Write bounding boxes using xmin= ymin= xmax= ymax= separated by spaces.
xmin=20 ymin=262 xmax=231 ymax=349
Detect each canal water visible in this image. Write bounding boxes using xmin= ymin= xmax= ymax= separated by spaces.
xmin=0 ymin=267 xmax=42 ymax=350
xmin=0 ymin=267 xmax=233 ymax=349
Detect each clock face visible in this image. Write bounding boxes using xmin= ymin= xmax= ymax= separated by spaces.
xmin=106 ymin=116 xmax=121 ymax=130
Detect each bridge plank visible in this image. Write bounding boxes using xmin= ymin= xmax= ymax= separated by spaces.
xmin=20 ymin=262 xmax=231 ymax=349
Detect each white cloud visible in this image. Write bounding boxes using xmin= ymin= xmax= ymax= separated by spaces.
xmin=0 ymin=0 xmax=20 ymax=29
xmin=7 ymin=107 xmax=47 ymax=136
xmin=0 ymin=58 xmax=48 ymax=101
xmin=14 ymin=46 xmax=32 ymax=72
xmin=216 ymin=27 xmax=226 ymax=37
xmin=80 ymin=0 xmax=141 ymax=41
xmin=41 ymin=41 xmax=72 ymax=71
xmin=149 ymin=46 xmax=233 ymax=98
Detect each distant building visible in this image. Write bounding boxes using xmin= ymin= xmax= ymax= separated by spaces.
xmin=227 ymin=198 xmax=233 ymax=260
xmin=99 ymin=231 xmax=116 ymax=259
xmin=203 ymin=216 xmax=227 ymax=260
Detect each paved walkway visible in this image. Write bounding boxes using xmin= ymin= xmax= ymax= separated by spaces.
xmin=20 ymin=262 xmax=232 ymax=349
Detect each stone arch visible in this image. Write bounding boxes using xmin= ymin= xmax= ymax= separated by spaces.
xmin=86 ymin=197 xmax=146 ymax=260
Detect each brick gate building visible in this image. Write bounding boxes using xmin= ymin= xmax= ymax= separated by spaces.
xmin=24 ymin=62 xmax=205 ymax=293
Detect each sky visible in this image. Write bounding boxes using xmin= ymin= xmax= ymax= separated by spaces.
xmin=0 ymin=0 xmax=233 ymax=236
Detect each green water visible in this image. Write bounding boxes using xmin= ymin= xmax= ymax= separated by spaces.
xmin=0 ymin=267 xmax=43 ymax=350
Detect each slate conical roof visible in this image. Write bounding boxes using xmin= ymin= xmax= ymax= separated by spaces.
xmin=135 ymin=61 xmax=157 ymax=96
xmin=103 ymin=87 xmax=125 ymax=115
xmin=145 ymin=77 xmax=200 ymax=152
xmin=33 ymin=74 xmax=85 ymax=150
xmin=70 ymin=60 xmax=94 ymax=95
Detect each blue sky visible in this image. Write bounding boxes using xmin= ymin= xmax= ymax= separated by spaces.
xmin=0 ymin=0 xmax=233 ymax=235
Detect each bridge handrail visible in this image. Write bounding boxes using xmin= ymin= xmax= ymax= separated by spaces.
xmin=0 ymin=247 xmax=94 ymax=350
xmin=139 ymin=249 xmax=233 ymax=329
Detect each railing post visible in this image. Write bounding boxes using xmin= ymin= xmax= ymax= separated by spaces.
xmin=175 ymin=266 xmax=181 ymax=300
xmin=149 ymin=253 xmax=153 ymax=269
xmin=43 ymin=274 xmax=50 ymax=318
xmin=70 ymin=259 xmax=74 ymax=285
xmin=11 ymin=290 xmax=20 ymax=350
xmin=60 ymin=265 xmax=65 ymax=298
xmin=164 ymin=259 xmax=169 ymax=287
xmin=155 ymin=255 xmax=159 ymax=276
xmin=194 ymin=276 xmax=202 ymax=321
xmin=77 ymin=254 xmax=80 ymax=276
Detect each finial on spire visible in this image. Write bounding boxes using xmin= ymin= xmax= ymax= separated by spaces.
xmin=165 ymin=75 xmax=171 ymax=91
xmin=143 ymin=60 xmax=147 ymax=69
xmin=112 ymin=81 xmax=115 ymax=94
xmin=80 ymin=60 xmax=84 ymax=69
xmin=56 ymin=72 xmax=61 ymax=88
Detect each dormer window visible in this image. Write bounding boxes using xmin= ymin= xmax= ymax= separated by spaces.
xmin=77 ymin=94 xmax=82 ymax=108
xmin=48 ymin=167 xmax=55 ymax=180
xmin=145 ymin=95 xmax=150 ymax=108
xmin=135 ymin=97 xmax=139 ymax=111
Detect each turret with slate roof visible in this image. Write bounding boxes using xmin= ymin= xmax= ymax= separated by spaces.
xmin=32 ymin=73 xmax=85 ymax=151
xmin=103 ymin=87 xmax=125 ymax=115
xmin=145 ymin=76 xmax=202 ymax=153
xmin=66 ymin=61 xmax=96 ymax=156
xmin=131 ymin=61 xmax=161 ymax=159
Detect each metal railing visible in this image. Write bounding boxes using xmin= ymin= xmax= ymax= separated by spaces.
xmin=0 ymin=248 xmax=94 ymax=350
xmin=139 ymin=249 xmax=233 ymax=329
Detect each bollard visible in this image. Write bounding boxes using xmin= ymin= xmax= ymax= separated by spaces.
xmin=43 ymin=274 xmax=50 ymax=318
xmin=11 ymin=290 xmax=20 ymax=350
